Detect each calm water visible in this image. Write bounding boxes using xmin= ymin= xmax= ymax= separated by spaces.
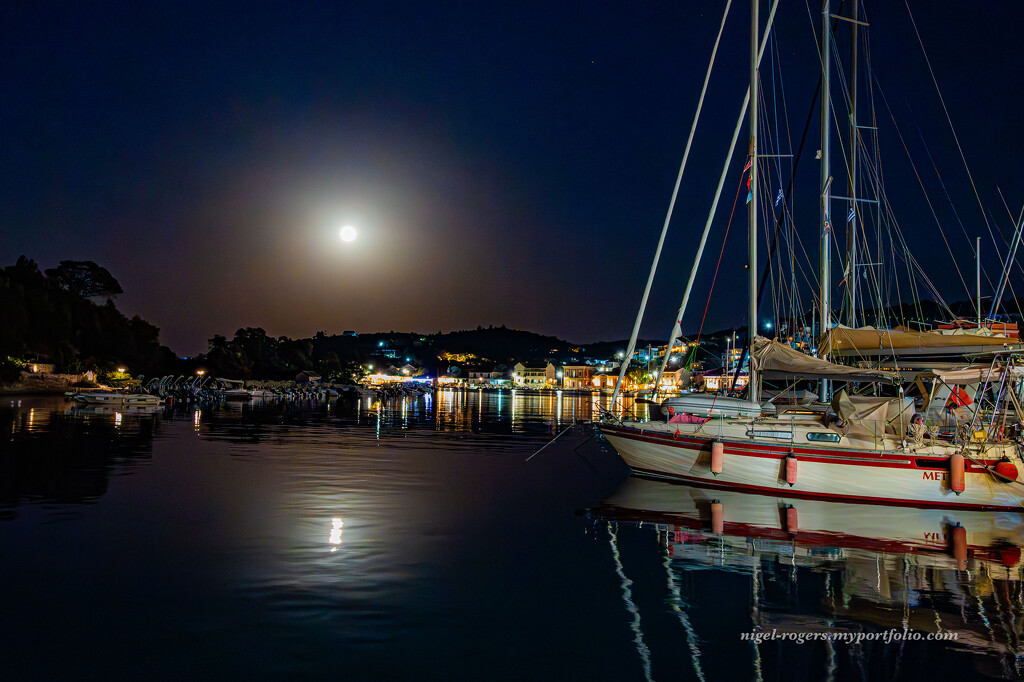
xmin=2 ymin=390 xmax=1022 ymax=680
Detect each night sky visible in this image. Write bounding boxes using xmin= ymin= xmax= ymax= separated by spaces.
xmin=2 ymin=1 xmax=1020 ymax=355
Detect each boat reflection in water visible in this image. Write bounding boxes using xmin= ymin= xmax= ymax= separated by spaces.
xmin=592 ymin=476 xmax=1024 ymax=679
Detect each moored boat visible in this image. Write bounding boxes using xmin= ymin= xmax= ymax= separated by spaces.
xmin=222 ymin=388 xmax=253 ymax=400
xmin=595 ymin=1 xmax=1024 ymax=512
xmin=71 ymin=390 xmax=162 ymax=407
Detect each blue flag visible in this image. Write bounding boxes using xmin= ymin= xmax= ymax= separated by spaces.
xmin=775 ymin=188 xmax=783 ymax=206
xmin=847 ymin=207 xmax=856 ymax=222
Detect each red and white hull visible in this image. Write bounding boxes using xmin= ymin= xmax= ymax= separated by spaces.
xmin=601 ymin=476 xmax=1024 ymax=566
xmin=600 ymin=421 xmax=1024 ymax=511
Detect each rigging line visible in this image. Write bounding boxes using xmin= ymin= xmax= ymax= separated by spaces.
xmin=993 ymin=189 xmax=1024 ymax=323
xmin=989 ymin=204 xmax=1024 ymax=319
xmin=757 ymin=85 xmax=783 ymax=325
xmin=610 ymin=0 xmax=733 ymax=408
xmin=874 ymin=79 xmax=971 ymax=298
xmin=695 ymin=178 xmax=745 ymax=346
xmin=910 ymin=117 xmax=999 ymax=293
xmin=650 ymin=0 xmax=782 ymax=390
xmin=992 ymin=193 xmax=1024 ymax=321
xmin=770 ymin=29 xmax=800 ymax=322
xmin=752 ymin=0 xmax=850 ymax=337
xmin=905 ymin=1 xmax=995 ymax=242
xmin=861 ymin=137 xmax=957 ymax=321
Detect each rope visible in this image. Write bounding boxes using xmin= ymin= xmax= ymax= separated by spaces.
xmin=523 ymin=421 xmax=578 ymax=463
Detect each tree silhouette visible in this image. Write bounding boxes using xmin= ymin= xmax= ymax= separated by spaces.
xmin=45 ymin=260 xmax=124 ymax=300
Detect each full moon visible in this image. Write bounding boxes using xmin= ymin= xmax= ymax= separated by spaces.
xmin=339 ymin=225 xmax=357 ymax=242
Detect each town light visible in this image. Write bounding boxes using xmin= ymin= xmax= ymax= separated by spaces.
xmin=117 ymin=368 xmax=126 ymax=373
xmin=196 ymin=369 xmax=206 ymax=376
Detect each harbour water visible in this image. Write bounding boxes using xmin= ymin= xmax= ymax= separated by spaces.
xmin=2 ymin=391 xmax=1021 ymax=680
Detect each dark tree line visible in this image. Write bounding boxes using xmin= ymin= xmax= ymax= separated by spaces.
xmin=202 ymin=328 xmax=369 ymax=381
xmin=0 ymin=256 xmax=175 ymax=379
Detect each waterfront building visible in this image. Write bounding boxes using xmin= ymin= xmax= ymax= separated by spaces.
xmin=512 ymin=362 xmax=557 ymax=387
xmin=561 ymin=365 xmax=593 ymax=390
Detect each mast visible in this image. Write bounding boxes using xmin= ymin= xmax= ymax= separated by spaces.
xmin=819 ymin=0 xmax=832 ymax=400
xmin=748 ymin=0 xmax=759 ymax=401
xmin=976 ymin=236 xmax=981 ymax=328
xmin=605 ymin=0 xmax=735 ymax=412
xmin=651 ymin=0 xmax=780 ymax=394
xmin=846 ymin=0 xmax=858 ymax=327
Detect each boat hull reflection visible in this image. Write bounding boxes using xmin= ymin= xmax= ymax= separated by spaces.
xmin=601 ymin=476 xmax=1024 ymax=573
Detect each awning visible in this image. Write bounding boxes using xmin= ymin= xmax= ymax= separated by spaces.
xmin=751 ymin=336 xmax=900 ymax=384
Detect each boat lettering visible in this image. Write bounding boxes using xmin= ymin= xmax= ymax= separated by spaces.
xmin=923 ymin=532 xmax=944 ymax=542
xmin=922 ymin=471 xmax=945 ymax=481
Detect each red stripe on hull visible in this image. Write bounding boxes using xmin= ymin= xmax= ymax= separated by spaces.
xmin=600 ymin=424 xmax=999 ymax=471
xmin=628 ymin=467 xmax=1021 ymax=511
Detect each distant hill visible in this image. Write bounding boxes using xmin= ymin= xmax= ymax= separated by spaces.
xmin=426 ymin=326 xmax=574 ymax=363
xmin=424 ymin=326 xmax=665 ymax=365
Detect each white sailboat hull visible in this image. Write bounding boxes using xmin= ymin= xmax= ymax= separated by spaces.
xmin=600 ymin=421 xmax=1024 ymax=511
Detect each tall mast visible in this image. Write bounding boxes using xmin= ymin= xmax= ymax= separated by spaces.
xmin=819 ymin=0 xmax=832 ymax=399
xmin=748 ymin=0 xmax=759 ymax=401
xmin=846 ymin=0 xmax=858 ymax=327
xmin=976 ymin=236 xmax=981 ymax=328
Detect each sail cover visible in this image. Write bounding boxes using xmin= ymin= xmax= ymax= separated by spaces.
xmin=930 ymin=365 xmax=1024 ymax=385
xmin=751 ymin=336 xmax=900 ymax=384
xmin=822 ymin=325 xmax=1013 ymax=357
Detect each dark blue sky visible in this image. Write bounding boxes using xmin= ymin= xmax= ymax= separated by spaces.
xmin=2 ymin=1 xmax=1020 ymax=354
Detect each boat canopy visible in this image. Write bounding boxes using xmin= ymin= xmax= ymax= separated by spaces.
xmin=751 ymin=336 xmax=900 ymax=384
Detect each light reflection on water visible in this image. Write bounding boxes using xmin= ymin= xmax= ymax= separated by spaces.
xmin=0 ymin=391 xmax=1019 ymax=679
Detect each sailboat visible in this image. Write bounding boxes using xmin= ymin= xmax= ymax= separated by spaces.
xmin=597 ymin=0 xmax=1024 ymax=511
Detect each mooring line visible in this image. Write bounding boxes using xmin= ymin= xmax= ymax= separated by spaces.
xmin=524 ymin=421 xmax=578 ymax=464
